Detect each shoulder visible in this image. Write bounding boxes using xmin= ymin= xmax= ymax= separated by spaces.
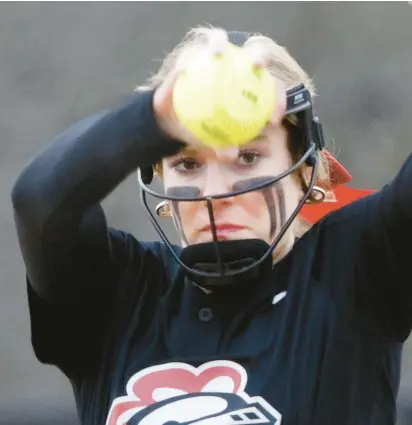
xmin=292 ymin=198 xmax=372 ymax=273
xmin=300 ymin=191 xmax=382 ymax=251
xmin=108 ymin=227 xmax=182 ymax=282
xmin=320 ymin=189 xmax=383 ymax=229
xmin=142 ymin=239 xmax=183 ymax=283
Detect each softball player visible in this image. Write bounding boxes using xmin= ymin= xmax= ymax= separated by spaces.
xmin=12 ymin=27 xmax=412 ymax=425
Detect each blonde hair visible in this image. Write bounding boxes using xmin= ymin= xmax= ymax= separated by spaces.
xmin=138 ymin=26 xmax=332 ymax=234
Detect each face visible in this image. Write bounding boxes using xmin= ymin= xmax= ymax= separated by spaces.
xmin=161 ymin=124 xmax=303 ymax=261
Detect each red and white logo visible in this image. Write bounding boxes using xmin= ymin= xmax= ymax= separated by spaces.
xmin=106 ymin=360 xmax=282 ymax=425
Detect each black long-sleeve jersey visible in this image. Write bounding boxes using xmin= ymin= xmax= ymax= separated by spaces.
xmin=11 ymin=89 xmax=412 ymax=425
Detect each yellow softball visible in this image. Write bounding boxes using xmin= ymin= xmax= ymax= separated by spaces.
xmin=173 ymin=43 xmax=276 ymax=148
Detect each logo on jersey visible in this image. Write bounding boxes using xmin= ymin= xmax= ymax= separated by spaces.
xmin=106 ymin=360 xmax=282 ymax=425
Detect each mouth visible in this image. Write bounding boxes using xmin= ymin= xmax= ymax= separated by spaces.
xmin=198 ymin=223 xmax=249 ymax=239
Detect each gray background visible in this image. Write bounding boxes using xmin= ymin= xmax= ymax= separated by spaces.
xmin=1 ymin=2 xmax=412 ymax=423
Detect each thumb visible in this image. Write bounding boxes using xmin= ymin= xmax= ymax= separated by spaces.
xmin=153 ymin=66 xmax=184 ymax=116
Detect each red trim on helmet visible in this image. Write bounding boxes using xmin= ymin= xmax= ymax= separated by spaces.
xmin=322 ymin=150 xmax=352 ymax=185
xmin=299 ymin=151 xmax=376 ymax=224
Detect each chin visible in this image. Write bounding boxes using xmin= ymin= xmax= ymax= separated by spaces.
xmin=190 ymin=230 xmax=259 ymax=245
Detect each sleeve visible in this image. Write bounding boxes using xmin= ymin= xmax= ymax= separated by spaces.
xmin=353 ymin=153 xmax=412 ymax=342
xmin=11 ymin=89 xmax=184 ymax=376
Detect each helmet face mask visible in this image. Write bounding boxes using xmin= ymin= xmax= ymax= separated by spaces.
xmin=137 ymin=83 xmax=325 ymax=289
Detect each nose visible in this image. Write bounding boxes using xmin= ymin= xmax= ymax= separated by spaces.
xmin=202 ymin=165 xmax=232 ymax=197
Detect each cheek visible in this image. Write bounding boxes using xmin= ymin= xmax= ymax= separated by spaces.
xmin=273 ymin=179 xmax=302 ymax=235
xmin=235 ymin=192 xmax=272 ymax=240
xmin=283 ymin=177 xmax=301 ymax=210
xmin=173 ymin=200 xmax=199 ymax=227
xmin=171 ymin=200 xmax=203 ymax=244
xmin=238 ymin=192 xmax=269 ymax=218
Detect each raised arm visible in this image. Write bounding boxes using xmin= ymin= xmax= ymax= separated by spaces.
xmin=357 ymin=153 xmax=412 ymax=341
xmin=11 ymin=90 xmax=183 ymax=374
xmin=324 ymin=153 xmax=412 ymax=342
xmin=11 ymin=90 xmax=183 ymax=302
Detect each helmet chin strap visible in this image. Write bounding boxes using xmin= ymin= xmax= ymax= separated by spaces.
xmin=179 ymin=239 xmax=274 ymax=290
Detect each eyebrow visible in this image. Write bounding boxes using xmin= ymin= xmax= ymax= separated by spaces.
xmin=174 ymin=147 xmax=199 ymax=157
xmin=255 ymin=133 xmax=268 ymax=141
xmin=249 ymin=134 xmax=269 ymax=145
xmin=165 ymin=148 xmax=200 ymax=165
xmin=175 ymin=147 xmax=198 ymax=156
xmin=167 ymin=134 xmax=269 ymax=163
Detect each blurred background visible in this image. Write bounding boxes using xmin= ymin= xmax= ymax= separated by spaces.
xmin=1 ymin=2 xmax=412 ymax=424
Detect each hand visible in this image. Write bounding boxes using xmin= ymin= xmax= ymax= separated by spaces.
xmin=152 ymin=28 xmax=287 ymax=145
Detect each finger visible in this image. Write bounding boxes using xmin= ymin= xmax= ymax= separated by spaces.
xmin=245 ymin=43 xmax=271 ymax=69
xmin=154 ymin=66 xmax=184 ymax=114
xmin=207 ymin=28 xmax=229 ymax=57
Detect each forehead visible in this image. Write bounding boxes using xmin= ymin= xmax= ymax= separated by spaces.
xmin=165 ymin=124 xmax=289 ymax=163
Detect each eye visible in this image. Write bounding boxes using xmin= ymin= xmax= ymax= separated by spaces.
xmin=238 ymin=150 xmax=261 ymax=166
xmin=172 ymin=157 xmax=201 ymax=173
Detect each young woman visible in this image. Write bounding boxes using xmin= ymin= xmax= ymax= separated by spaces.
xmin=11 ymin=27 xmax=412 ymax=425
